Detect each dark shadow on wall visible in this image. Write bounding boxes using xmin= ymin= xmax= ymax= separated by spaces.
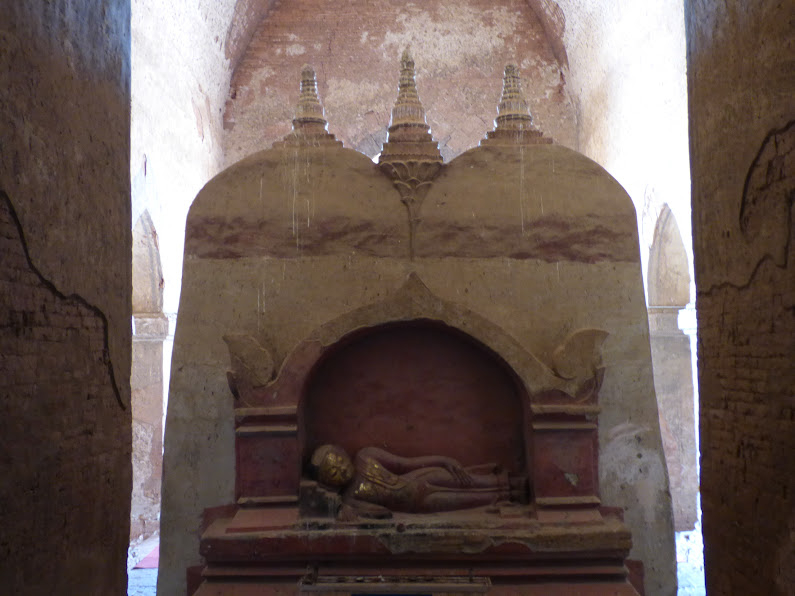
xmin=0 ymin=189 xmax=131 ymax=593
xmin=1 ymin=190 xmax=124 ymax=410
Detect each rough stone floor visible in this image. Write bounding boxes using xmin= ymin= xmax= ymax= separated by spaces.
xmin=128 ymin=535 xmax=159 ymax=596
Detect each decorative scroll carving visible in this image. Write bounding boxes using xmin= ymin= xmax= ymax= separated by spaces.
xmin=550 ymin=328 xmax=608 ymax=402
xmin=481 ymin=64 xmax=552 ymax=146
xmin=228 ymin=273 xmax=608 ymax=407
xmin=273 ymin=64 xmax=342 ymax=148
xmin=379 ymin=49 xmax=443 ymax=259
xmin=223 ymin=333 xmax=274 ymax=399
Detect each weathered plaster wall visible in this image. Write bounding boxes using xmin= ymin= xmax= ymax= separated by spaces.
xmin=130 ymin=2 xmax=238 ymax=546
xmin=223 ymin=0 xmax=577 ymax=163
xmin=555 ymin=0 xmax=693 ymax=298
xmin=131 ymin=0 xmax=237 ymax=317
xmin=685 ymin=1 xmax=795 ymax=594
xmin=0 ymin=1 xmax=132 ymax=593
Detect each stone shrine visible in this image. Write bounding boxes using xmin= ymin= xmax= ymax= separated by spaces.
xmin=160 ymin=53 xmax=674 ymax=595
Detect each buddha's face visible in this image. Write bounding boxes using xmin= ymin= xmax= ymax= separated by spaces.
xmin=317 ymin=446 xmax=354 ymax=488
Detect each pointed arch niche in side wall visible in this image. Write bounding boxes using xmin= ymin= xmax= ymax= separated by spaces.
xmin=647 ymin=204 xmax=698 ymax=532
xmin=130 ymin=210 xmax=168 ymax=544
xmin=648 ymin=204 xmax=691 ymax=308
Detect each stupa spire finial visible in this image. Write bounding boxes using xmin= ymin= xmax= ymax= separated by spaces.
xmin=378 ymin=48 xmax=442 ymax=261
xmin=495 ymin=63 xmax=533 ymax=130
xmin=389 ymin=47 xmax=428 ymax=129
xmin=481 ymin=64 xmax=552 ymax=146
xmin=293 ymin=64 xmax=326 ymax=127
xmin=274 ymin=64 xmax=341 ymax=147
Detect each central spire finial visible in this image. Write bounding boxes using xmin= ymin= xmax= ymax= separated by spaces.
xmin=378 ymin=48 xmax=443 ymax=261
xmin=389 ymin=47 xmax=428 ymax=130
xmin=293 ymin=64 xmax=326 ymax=127
xmin=495 ymin=63 xmax=533 ymax=131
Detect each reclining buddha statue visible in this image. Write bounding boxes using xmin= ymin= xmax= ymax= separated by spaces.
xmin=309 ymin=444 xmax=527 ymax=519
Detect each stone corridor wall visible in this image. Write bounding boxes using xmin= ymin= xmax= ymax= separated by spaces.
xmin=0 ymin=1 xmax=132 ymax=593
xmin=686 ymin=1 xmax=795 ymax=593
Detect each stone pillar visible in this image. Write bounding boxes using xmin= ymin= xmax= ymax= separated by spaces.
xmin=648 ymin=306 xmax=698 ymax=531
xmin=131 ymin=313 xmax=168 ymax=541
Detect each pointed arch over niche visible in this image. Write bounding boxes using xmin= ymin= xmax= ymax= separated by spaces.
xmin=303 ymin=319 xmax=529 ymax=473
xmin=130 ymin=210 xmax=168 ymax=542
xmin=646 ymin=204 xmax=698 ymax=531
xmin=132 ymin=210 xmax=164 ymax=315
xmin=648 ymin=204 xmax=690 ymax=307
xmin=239 ymin=273 xmax=600 ymax=410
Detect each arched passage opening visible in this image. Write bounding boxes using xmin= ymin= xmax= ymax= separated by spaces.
xmin=647 ymin=204 xmax=703 ymax=592
xmin=130 ymin=211 xmax=167 ymax=551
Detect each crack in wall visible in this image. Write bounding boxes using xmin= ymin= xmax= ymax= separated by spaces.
xmin=1 ymin=190 xmax=126 ymax=410
xmin=698 ymin=252 xmax=788 ymax=297
xmin=699 ymin=120 xmax=794 ymax=296
xmin=739 ymin=119 xmax=795 ymax=265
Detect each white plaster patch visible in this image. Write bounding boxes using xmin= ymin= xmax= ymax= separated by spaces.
xmin=602 ymin=422 xmax=669 ymax=526
xmin=286 ymin=44 xmax=306 ymax=56
xmin=360 ymin=31 xmax=369 ymax=44
xmin=253 ymin=65 xmax=276 ymax=82
xmin=325 ymin=78 xmax=389 ymax=113
xmin=379 ymin=4 xmax=519 ymax=72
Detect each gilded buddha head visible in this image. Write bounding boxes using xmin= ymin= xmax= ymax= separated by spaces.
xmin=311 ymin=444 xmax=355 ymax=488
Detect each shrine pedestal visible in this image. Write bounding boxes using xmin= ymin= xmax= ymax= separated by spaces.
xmin=193 ymin=506 xmax=641 ymax=596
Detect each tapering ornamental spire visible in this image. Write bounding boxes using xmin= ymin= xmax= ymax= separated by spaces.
xmin=389 ymin=48 xmax=428 ymax=129
xmin=274 ymin=64 xmax=341 ymax=148
xmin=496 ymin=64 xmax=533 ymax=130
xmin=380 ymin=47 xmax=441 ymax=156
xmin=482 ymin=64 xmax=552 ymax=146
xmin=293 ymin=64 xmax=326 ymax=127
xmin=379 ymin=48 xmax=443 ymax=261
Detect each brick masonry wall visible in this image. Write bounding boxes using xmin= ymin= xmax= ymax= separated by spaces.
xmin=0 ymin=1 xmax=132 ymax=593
xmin=223 ymin=0 xmax=577 ymax=164
xmin=0 ymin=193 xmax=132 ymax=593
xmin=697 ymin=257 xmax=794 ymax=594
xmin=686 ymin=1 xmax=795 ymax=593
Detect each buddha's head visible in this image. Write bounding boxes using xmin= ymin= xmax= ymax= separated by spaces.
xmin=311 ymin=444 xmax=355 ymax=488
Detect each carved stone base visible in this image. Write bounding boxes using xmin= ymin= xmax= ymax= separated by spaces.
xmin=299 ymin=576 xmax=490 ymax=594
xmin=192 ymin=506 xmax=641 ymax=596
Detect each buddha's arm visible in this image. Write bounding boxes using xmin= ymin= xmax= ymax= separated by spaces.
xmin=357 ymin=447 xmax=472 ymax=485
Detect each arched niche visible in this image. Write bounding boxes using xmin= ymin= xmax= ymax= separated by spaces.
xmin=232 ymin=275 xmax=602 ymax=509
xmin=132 ymin=210 xmax=164 ymax=315
xmin=646 ymin=204 xmax=698 ymax=531
xmin=302 ymin=320 xmax=529 ymax=474
xmin=648 ymin=204 xmax=690 ymax=307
